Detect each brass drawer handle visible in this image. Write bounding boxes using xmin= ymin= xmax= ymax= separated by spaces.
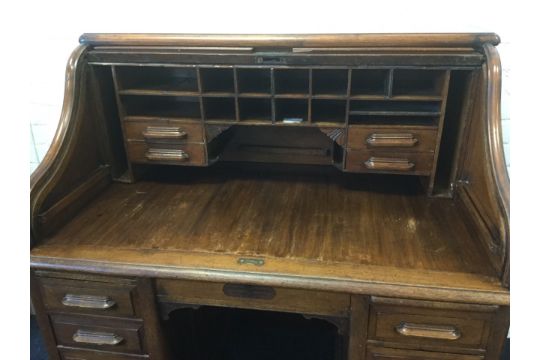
xmin=62 ymin=294 xmax=116 ymax=310
xmin=223 ymin=283 xmax=276 ymax=300
xmin=142 ymin=126 xmax=188 ymax=140
xmin=395 ymin=322 xmax=462 ymax=341
xmin=366 ymin=133 xmax=418 ymax=147
xmin=364 ymin=157 xmax=415 ymax=171
xmin=72 ymin=329 xmax=124 ymax=346
xmin=145 ymin=148 xmax=190 ymax=162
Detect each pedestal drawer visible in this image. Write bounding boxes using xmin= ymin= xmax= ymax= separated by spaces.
xmin=51 ymin=314 xmax=145 ymax=355
xmin=59 ymin=347 xmax=149 ymax=360
xmin=367 ymin=346 xmax=484 ymax=360
xmin=368 ymin=297 xmax=497 ymax=352
xmin=40 ymin=277 xmax=137 ymax=317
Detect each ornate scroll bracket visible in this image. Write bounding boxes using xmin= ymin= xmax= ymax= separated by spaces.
xmin=318 ymin=127 xmax=346 ymax=147
xmin=206 ymin=124 xmax=233 ymax=143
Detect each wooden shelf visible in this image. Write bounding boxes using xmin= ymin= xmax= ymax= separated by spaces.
xmin=201 ymin=92 xmax=236 ymax=97
xmin=237 ymin=93 xmax=272 ymax=98
xmin=349 ymin=111 xmax=441 ymax=117
xmin=113 ymin=66 xmax=448 ymax=127
xmin=311 ymin=94 xmax=348 ymax=100
xmin=118 ymin=89 xmax=200 ymax=97
xmin=124 ymin=115 xmax=202 ymax=123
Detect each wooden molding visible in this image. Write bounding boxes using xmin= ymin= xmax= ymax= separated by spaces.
xmin=318 ymin=127 xmax=346 ymax=146
xmin=80 ymin=33 xmax=500 ymax=48
xmin=205 ymin=124 xmax=232 ymax=143
xmin=483 ymin=44 xmax=510 ymax=220
xmin=31 ymin=45 xmax=89 ymax=240
xmin=482 ymin=44 xmax=510 ymax=287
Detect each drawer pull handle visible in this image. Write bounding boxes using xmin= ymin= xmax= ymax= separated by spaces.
xmin=142 ymin=126 xmax=187 ymax=140
xmin=366 ymin=133 xmax=418 ymax=147
xmin=395 ymin=322 xmax=462 ymax=341
xmin=145 ymin=148 xmax=190 ymax=162
xmin=72 ymin=329 xmax=124 ymax=346
xmin=238 ymin=257 xmax=265 ymax=266
xmin=364 ymin=157 xmax=415 ymax=171
xmin=62 ymin=294 xmax=116 ymax=310
xmin=223 ymin=283 xmax=276 ymax=300
xmin=257 ymin=56 xmax=285 ymax=64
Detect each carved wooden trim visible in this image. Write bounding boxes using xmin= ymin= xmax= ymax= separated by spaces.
xmin=205 ymin=124 xmax=232 ymax=143
xmin=30 ymin=45 xmax=91 ymax=241
xmin=80 ymin=33 xmax=500 ymax=48
xmin=483 ymin=44 xmax=510 ymax=220
xmin=302 ymin=314 xmax=349 ymax=336
xmin=482 ymin=44 xmax=510 ymax=286
xmin=37 ymin=166 xmax=110 ymax=228
xmin=318 ymin=127 xmax=346 ymax=146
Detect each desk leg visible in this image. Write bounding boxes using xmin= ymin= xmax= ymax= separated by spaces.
xmin=137 ymin=278 xmax=171 ymax=360
xmin=30 ymin=271 xmax=61 ymax=360
xmin=348 ymin=295 xmax=369 ymax=360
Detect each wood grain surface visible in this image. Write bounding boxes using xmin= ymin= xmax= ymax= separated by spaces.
xmin=36 ymin=166 xmax=493 ymax=274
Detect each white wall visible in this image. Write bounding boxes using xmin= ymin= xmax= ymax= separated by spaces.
xmin=25 ymin=1 xmax=511 ymax=173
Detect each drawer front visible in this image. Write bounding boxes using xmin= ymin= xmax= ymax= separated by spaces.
xmin=347 ymin=126 xmax=438 ymax=152
xmin=40 ymin=277 xmax=136 ymax=317
xmin=156 ymin=279 xmax=350 ymax=317
xmin=127 ymin=142 xmax=207 ymax=166
xmin=51 ymin=314 xmax=144 ymax=355
xmin=369 ymin=298 xmax=495 ymax=351
xmin=60 ymin=347 xmax=149 ymax=360
xmin=124 ymin=120 xmax=204 ymax=143
xmin=346 ymin=150 xmax=434 ymax=175
xmin=367 ymin=346 xmax=484 ymax=360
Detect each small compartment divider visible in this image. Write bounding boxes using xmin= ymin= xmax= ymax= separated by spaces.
xmin=113 ymin=65 xmax=451 ymax=128
xmin=270 ymin=68 xmax=276 ymax=123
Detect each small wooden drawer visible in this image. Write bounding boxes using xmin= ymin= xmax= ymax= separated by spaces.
xmin=368 ymin=297 xmax=497 ymax=351
xmin=40 ymin=277 xmax=137 ymax=317
xmin=51 ymin=314 xmax=145 ymax=355
xmin=347 ymin=126 xmax=438 ymax=152
xmin=124 ymin=120 xmax=204 ymax=143
xmin=367 ymin=346 xmax=484 ymax=360
xmin=127 ymin=142 xmax=207 ymax=166
xmin=156 ymin=279 xmax=350 ymax=317
xmin=59 ymin=347 xmax=149 ymax=360
xmin=346 ymin=150 xmax=434 ymax=175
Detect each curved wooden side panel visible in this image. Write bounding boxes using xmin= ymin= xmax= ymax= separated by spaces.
xmin=31 ymin=45 xmax=112 ymax=241
xmin=456 ymin=44 xmax=509 ymax=286
xmin=483 ymin=44 xmax=510 ymax=220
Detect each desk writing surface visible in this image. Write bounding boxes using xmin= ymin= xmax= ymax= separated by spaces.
xmin=31 ymin=165 xmax=507 ymax=305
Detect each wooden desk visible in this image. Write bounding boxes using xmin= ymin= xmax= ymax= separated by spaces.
xmin=31 ymin=33 xmax=509 ymax=360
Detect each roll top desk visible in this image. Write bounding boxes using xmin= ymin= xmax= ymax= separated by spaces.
xmin=30 ymin=33 xmax=509 ymax=360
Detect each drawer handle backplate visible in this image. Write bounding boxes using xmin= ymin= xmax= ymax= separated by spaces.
xmin=364 ymin=157 xmax=415 ymax=171
xmin=142 ymin=126 xmax=187 ymax=140
xmin=62 ymin=294 xmax=116 ymax=310
xmin=145 ymin=148 xmax=190 ymax=162
xmin=395 ymin=322 xmax=462 ymax=341
xmin=366 ymin=133 xmax=418 ymax=147
xmin=72 ymin=329 xmax=124 ymax=346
